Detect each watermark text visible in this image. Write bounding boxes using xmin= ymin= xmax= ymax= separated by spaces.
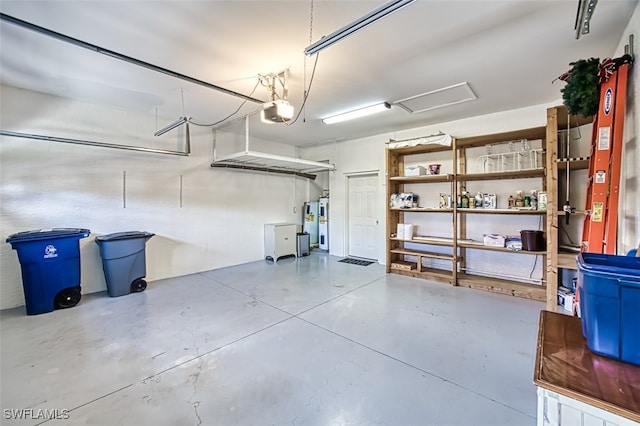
xmin=3 ymin=408 xmax=70 ymax=420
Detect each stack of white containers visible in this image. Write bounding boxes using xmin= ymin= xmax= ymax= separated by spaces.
xmin=396 ymin=223 xmax=414 ymax=240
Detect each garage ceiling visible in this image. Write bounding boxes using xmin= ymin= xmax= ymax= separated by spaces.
xmin=0 ymin=0 xmax=637 ymax=147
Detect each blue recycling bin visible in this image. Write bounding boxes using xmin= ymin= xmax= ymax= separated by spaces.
xmin=577 ymin=252 xmax=640 ymax=365
xmin=6 ymin=228 xmax=90 ymax=315
xmin=95 ymin=231 xmax=154 ymax=297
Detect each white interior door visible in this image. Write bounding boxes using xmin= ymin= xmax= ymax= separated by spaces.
xmin=347 ymin=173 xmax=378 ymax=260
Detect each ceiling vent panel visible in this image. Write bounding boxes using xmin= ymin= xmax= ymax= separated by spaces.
xmin=395 ymin=82 xmax=477 ymax=114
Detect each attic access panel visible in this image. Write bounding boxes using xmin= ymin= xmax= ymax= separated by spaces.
xmin=395 ymin=82 xmax=477 ymax=114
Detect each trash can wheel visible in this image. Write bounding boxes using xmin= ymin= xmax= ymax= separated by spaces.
xmin=54 ymin=287 xmax=81 ymax=309
xmin=131 ymin=279 xmax=147 ymax=293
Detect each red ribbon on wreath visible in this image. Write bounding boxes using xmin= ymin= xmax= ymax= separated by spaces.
xmin=557 ymin=71 xmax=571 ymax=82
xmin=598 ymin=58 xmax=616 ymax=83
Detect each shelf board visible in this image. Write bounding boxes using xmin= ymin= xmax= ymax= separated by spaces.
xmin=456 ymin=126 xmax=547 ymax=149
xmin=389 ymin=267 xmax=454 ymax=284
xmin=391 ymin=237 xmax=454 ymax=247
xmin=389 ymin=174 xmax=452 ymax=183
xmin=457 ymin=241 xmax=546 ymax=255
xmin=387 ymin=144 xmax=452 ymax=155
xmin=456 ymin=273 xmax=546 ymax=301
xmin=457 ymin=208 xmax=545 ymax=215
xmin=390 ymin=248 xmax=456 ymax=261
xmin=393 ymin=207 xmax=545 ymax=214
xmin=390 ymin=207 xmax=454 ymax=213
xmin=557 ymin=158 xmax=590 ymax=170
xmin=558 ymin=252 xmax=579 ymax=270
xmin=458 ymin=168 xmax=545 ymax=181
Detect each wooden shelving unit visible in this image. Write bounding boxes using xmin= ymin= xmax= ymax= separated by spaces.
xmin=545 ymin=105 xmax=593 ymax=311
xmin=386 ymin=127 xmax=549 ymax=301
xmin=386 ymin=106 xmax=597 ymax=306
xmin=386 ymin=137 xmax=460 ymax=285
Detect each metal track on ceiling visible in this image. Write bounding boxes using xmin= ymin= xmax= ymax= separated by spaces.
xmin=0 ymin=13 xmax=265 ymax=104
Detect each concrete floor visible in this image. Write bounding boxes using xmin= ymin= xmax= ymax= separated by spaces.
xmin=1 ymin=252 xmax=545 ymax=425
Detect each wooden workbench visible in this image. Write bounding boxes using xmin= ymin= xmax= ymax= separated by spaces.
xmin=534 ymin=310 xmax=640 ymax=425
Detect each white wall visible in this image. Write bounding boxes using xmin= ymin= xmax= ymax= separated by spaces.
xmin=0 ymin=85 xmax=312 ymax=309
xmin=616 ymin=2 xmax=639 ymax=254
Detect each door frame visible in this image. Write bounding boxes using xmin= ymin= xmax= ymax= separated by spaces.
xmin=344 ymin=170 xmax=380 ymax=260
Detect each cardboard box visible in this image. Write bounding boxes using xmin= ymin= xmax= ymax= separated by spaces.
xmin=391 ymin=261 xmax=417 ymax=270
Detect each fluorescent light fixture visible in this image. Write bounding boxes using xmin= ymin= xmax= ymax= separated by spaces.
xmin=322 ymin=102 xmax=391 ymax=124
xmin=304 ymin=0 xmax=415 ymax=56
xmin=154 ymin=117 xmax=188 ymax=137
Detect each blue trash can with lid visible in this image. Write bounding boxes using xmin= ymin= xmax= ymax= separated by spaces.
xmin=95 ymin=231 xmax=154 ymax=297
xmin=6 ymin=228 xmax=90 ymax=315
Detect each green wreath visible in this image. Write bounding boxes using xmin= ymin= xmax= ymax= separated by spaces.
xmin=560 ymin=58 xmax=600 ymax=117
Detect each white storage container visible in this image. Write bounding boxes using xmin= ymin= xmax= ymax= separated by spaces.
xmin=483 ymin=234 xmax=506 ymax=247
xmin=404 ymin=165 xmax=426 ymax=176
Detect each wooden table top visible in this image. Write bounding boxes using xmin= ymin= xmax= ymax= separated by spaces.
xmin=534 ymin=310 xmax=640 ymax=422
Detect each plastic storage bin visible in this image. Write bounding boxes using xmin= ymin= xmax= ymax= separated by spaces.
xmin=577 ymin=252 xmax=640 ymax=365
xmin=6 ymin=228 xmax=90 ymax=315
xmin=520 ymin=230 xmax=545 ymax=251
xmin=95 ymin=231 xmax=154 ymax=297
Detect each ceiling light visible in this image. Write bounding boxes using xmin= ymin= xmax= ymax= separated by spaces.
xmin=154 ymin=117 xmax=188 ymax=137
xmin=322 ymin=102 xmax=391 ymax=124
xmin=261 ymin=100 xmax=295 ymax=124
xmin=304 ymin=0 xmax=416 ymax=56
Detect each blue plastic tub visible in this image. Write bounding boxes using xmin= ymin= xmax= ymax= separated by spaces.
xmin=577 ymin=252 xmax=640 ymax=365
xmin=6 ymin=228 xmax=90 ymax=315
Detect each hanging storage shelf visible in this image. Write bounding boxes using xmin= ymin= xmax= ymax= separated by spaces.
xmin=211 ymin=115 xmax=335 ymax=179
xmin=212 ymin=150 xmax=335 ymax=173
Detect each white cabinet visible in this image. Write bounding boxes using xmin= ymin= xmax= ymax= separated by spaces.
xmin=536 ymin=388 xmax=638 ymax=426
xmin=264 ymin=223 xmax=297 ymax=261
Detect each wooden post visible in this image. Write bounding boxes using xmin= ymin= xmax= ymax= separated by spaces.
xmin=546 ymin=107 xmax=559 ymax=312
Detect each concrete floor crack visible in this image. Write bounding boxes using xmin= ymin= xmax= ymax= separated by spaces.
xmin=187 ymin=357 xmax=204 ymax=426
